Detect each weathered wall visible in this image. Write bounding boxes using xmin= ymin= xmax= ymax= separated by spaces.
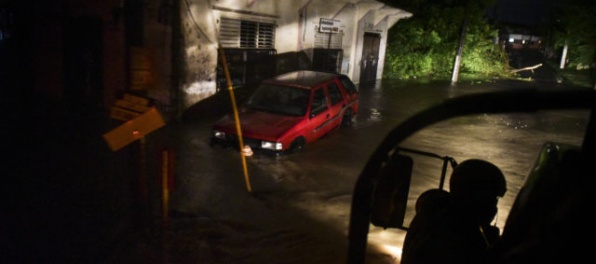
xmin=180 ymin=0 xmax=220 ymax=110
xmin=177 ymin=0 xmax=411 ymax=112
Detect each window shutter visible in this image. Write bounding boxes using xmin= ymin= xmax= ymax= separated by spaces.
xmin=219 ymin=17 xmax=241 ymax=48
xmin=220 ymin=17 xmax=275 ymax=49
xmin=314 ymin=31 xmax=343 ymax=49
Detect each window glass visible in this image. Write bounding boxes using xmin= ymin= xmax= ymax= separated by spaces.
xmin=310 ymin=88 xmax=328 ymax=117
xmin=340 ymin=75 xmax=358 ymax=95
xmin=328 ymin=82 xmax=343 ymax=105
xmin=246 ymin=84 xmax=309 ymax=116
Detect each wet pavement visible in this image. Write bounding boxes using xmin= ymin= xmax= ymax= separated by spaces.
xmin=119 ymin=78 xmax=590 ymax=264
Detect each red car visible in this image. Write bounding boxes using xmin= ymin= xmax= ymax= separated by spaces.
xmin=211 ymin=70 xmax=359 ymax=155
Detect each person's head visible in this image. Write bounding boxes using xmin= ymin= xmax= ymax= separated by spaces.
xmin=449 ymin=159 xmax=507 ymax=224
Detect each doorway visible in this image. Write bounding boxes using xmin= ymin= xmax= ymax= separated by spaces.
xmin=359 ymin=32 xmax=381 ymax=84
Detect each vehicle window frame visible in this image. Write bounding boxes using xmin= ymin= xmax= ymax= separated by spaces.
xmin=310 ymin=87 xmax=329 ymax=118
xmin=328 ymin=81 xmax=343 ymax=106
xmin=339 ymin=75 xmax=358 ymax=95
xmin=245 ymin=84 xmax=309 ymax=116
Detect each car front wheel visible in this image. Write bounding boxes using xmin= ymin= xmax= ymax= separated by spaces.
xmin=289 ymin=137 xmax=305 ymax=153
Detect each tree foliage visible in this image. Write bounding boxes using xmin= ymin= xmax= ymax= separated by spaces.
xmin=552 ymin=0 xmax=596 ymax=69
xmin=383 ymin=0 xmax=511 ymax=80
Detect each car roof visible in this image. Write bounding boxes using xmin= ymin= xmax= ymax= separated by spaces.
xmin=261 ymin=70 xmax=341 ymax=90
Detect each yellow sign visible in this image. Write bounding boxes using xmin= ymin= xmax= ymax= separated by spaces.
xmin=110 ymin=107 xmax=141 ymax=122
xmin=110 ymin=93 xmax=152 ymax=121
xmin=115 ymin=99 xmax=151 ymax=113
xmin=103 ymin=107 xmax=165 ymax=151
xmin=123 ymin=93 xmax=150 ymax=106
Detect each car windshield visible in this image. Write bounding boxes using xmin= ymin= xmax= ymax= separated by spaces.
xmin=245 ymin=84 xmax=310 ymax=116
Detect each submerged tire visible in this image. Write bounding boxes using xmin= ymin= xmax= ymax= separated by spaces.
xmin=289 ymin=137 xmax=305 ymax=153
xmin=341 ymin=108 xmax=353 ymax=128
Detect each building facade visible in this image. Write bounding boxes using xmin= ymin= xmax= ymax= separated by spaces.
xmin=7 ymin=0 xmax=410 ymax=121
xmin=179 ymin=0 xmax=412 ymax=112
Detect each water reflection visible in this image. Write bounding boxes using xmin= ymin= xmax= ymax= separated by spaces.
xmin=352 ymin=80 xmax=590 ymax=263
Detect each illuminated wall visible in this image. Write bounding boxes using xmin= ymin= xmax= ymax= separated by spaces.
xmin=180 ymin=0 xmax=220 ymax=110
xmin=178 ymin=0 xmax=412 ymax=112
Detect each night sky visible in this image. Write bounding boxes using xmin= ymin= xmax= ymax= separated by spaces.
xmin=487 ymin=0 xmax=565 ymax=26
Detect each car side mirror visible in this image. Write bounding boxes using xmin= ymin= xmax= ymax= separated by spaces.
xmin=370 ymin=152 xmax=413 ymax=229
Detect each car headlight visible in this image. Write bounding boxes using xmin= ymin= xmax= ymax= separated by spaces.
xmin=213 ymin=130 xmax=226 ymax=139
xmin=261 ymin=141 xmax=282 ymax=150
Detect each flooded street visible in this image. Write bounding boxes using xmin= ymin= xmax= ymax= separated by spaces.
xmin=156 ymin=79 xmax=591 ymax=264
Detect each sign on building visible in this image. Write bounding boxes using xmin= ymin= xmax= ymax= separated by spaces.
xmin=319 ymin=18 xmax=340 ymax=34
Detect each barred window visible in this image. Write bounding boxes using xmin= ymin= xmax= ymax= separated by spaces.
xmin=220 ymin=18 xmax=275 ymax=49
xmin=314 ymin=31 xmax=343 ymax=49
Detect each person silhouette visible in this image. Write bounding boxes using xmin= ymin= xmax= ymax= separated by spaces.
xmin=401 ymin=159 xmax=507 ymax=264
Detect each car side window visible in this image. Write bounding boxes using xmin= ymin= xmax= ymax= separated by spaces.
xmin=339 ymin=75 xmax=358 ymax=95
xmin=328 ymin=82 xmax=343 ymax=106
xmin=310 ymin=88 xmax=328 ymax=117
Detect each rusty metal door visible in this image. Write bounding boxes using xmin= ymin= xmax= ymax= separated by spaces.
xmin=359 ymin=32 xmax=381 ymax=84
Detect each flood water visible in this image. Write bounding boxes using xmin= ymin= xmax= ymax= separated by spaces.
xmin=343 ymin=79 xmax=590 ymax=262
xmin=164 ymin=78 xmax=591 ymax=264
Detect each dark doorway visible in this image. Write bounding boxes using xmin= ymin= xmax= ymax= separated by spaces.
xmin=359 ymin=32 xmax=380 ymax=84
xmin=63 ymin=16 xmax=103 ymax=112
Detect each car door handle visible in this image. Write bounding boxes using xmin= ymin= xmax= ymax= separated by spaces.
xmin=326 ymin=113 xmax=330 ymax=118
